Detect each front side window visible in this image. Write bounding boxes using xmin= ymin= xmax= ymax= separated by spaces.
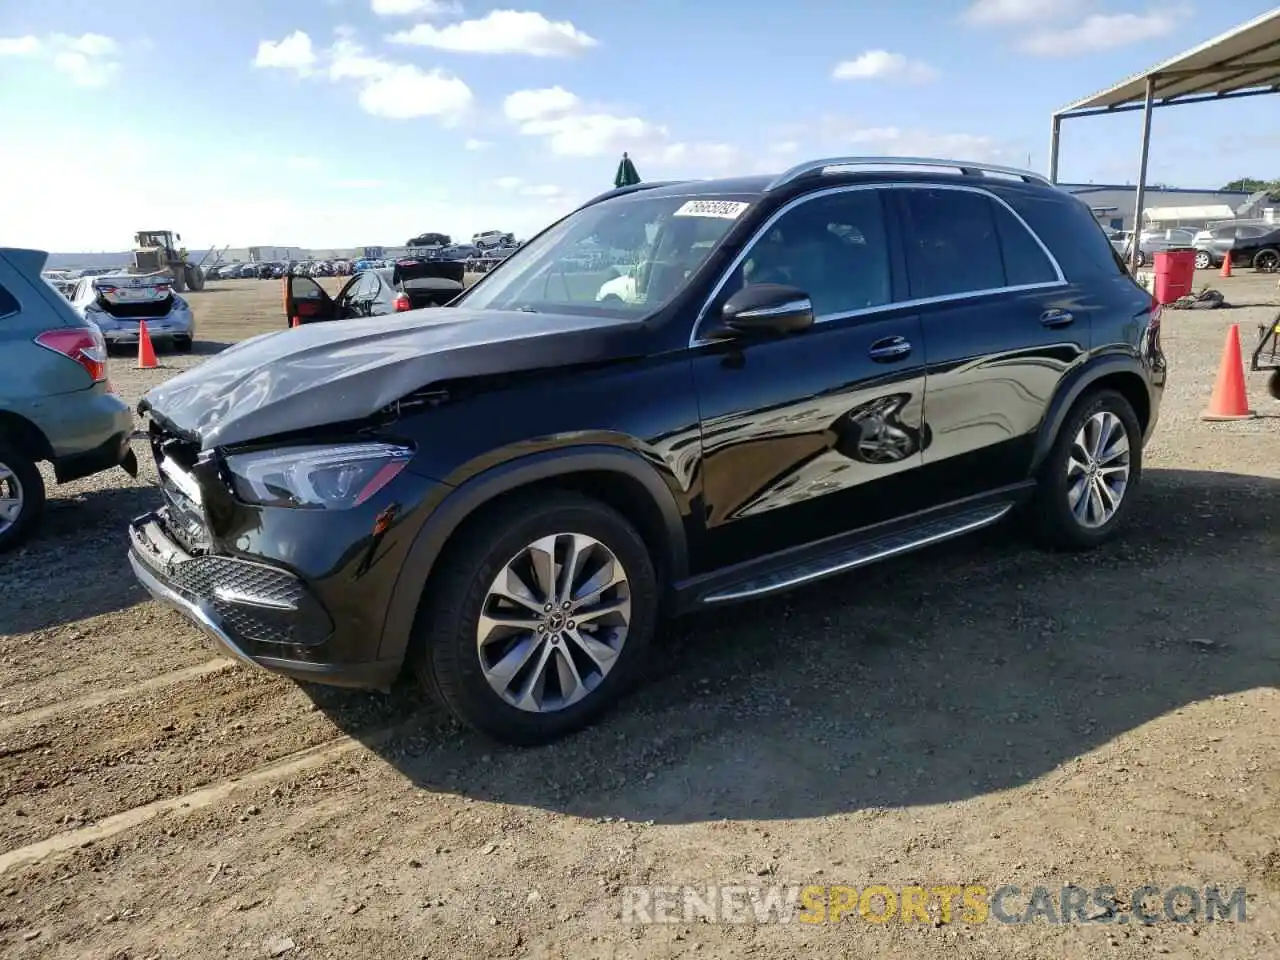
xmin=457 ymin=194 xmax=752 ymax=317
xmin=712 ymin=189 xmax=894 ymax=319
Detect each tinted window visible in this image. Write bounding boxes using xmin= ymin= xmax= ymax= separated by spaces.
xmin=899 ymin=188 xmax=1004 ymax=299
xmin=1236 ymin=225 xmax=1268 ymax=240
xmin=991 ymin=201 xmax=1058 ymax=286
xmin=0 ymin=281 xmax=18 ymax=317
xmin=719 ymin=189 xmax=893 ymax=318
xmin=1010 ymin=192 xmax=1127 ymax=279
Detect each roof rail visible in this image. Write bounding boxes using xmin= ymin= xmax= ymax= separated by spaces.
xmin=766 ymin=156 xmax=1051 ymax=192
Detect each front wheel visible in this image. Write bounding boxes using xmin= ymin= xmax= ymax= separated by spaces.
xmin=0 ymin=443 xmax=46 ymax=553
xmin=414 ymin=492 xmax=659 ymax=745
xmin=1024 ymin=390 xmax=1142 ymax=550
xmin=1194 ymin=250 xmax=1212 ymax=270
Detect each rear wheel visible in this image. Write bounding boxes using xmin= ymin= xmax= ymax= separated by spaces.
xmin=1024 ymin=389 xmax=1142 ymax=550
xmin=1253 ymin=249 xmax=1280 ymax=272
xmin=414 ymin=492 xmax=658 ymax=745
xmin=0 ymin=442 xmax=46 ymax=553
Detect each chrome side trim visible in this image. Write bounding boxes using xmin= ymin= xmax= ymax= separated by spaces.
xmin=766 ymin=156 xmax=1050 ymax=192
xmin=689 ymin=181 xmax=1068 ymax=348
xmin=699 ymin=503 xmax=1013 ymax=604
xmin=733 ymin=298 xmax=813 ymax=320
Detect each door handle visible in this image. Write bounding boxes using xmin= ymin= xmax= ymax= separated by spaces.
xmin=868 ymin=336 xmax=912 ymax=361
xmin=1041 ymin=309 xmax=1074 ymax=328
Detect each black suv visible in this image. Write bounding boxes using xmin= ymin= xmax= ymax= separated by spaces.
xmin=128 ymin=156 xmax=1165 ymax=745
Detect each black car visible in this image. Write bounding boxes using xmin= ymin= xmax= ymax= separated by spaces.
xmin=128 ymin=156 xmax=1165 ymax=746
xmin=284 ymin=259 xmax=466 ymax=326
xmin=1223 ymin=226 xmax=1280 ymax=271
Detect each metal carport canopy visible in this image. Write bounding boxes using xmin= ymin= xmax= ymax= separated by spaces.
xmin=1048 ymin=8 xmax=1280 ymax=269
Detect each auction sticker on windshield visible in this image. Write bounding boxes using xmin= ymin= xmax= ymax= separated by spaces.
xmin=673 ymin=200 xmax=750 ymax=220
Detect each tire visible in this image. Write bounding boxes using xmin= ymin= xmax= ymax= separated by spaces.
xmin=1024 ymin=389 xmax=1142 ymax=551
xmin=0 ymin=442 xmax=47 ymax=553
xmin=185 ymin=265 xmax=205 ymax=291
xmin=174 ymin=336 xmax=193 ymax=353
xmin=413 ymin=491 xmax=659 ymax=745
xmin=170 ymin=269 xmax=186 ymax=293
xmin=1253 ymin=249 xmax=1280 ymax=272
xmin=1267 ymin=370 xmax=1280 ymax=402
xmin=1194 ymin=251 xmax=1212 ymax=270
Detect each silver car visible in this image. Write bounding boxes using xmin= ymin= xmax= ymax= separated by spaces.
xmin=68 ymin=273 xmax=196 ymax=351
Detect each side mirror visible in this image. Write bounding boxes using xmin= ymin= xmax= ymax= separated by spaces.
xmin=720 ymin=283 xmax=815 ymax=336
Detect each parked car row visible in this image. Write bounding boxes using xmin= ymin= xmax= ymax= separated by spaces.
xmin=1106 ymin=220 xmax=1280 ymax=271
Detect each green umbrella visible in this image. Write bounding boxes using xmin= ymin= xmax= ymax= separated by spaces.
xmin=614 ymin=152 xmax=641 ymax=188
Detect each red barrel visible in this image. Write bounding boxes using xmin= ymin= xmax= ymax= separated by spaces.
xmin=1153 ymin=249 xmax=1196 ymax=304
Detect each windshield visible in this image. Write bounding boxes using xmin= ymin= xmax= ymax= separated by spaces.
xmin=457 ymin=193 xmax=753 ymax=316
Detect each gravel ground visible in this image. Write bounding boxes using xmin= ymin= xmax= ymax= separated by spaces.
xmin=2 ymin=273 xmax=1280 ymax=959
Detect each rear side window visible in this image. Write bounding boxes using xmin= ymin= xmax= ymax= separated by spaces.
xmin=0 ymin=281 xmax=19 ymax=318
xmin=1007 ymin=192 xmax=1127 ymax=279
xmin=991 ymin=201 xmax=1059 ymax=286
xmin=898 ymin=188 xmax=1004 ymax=299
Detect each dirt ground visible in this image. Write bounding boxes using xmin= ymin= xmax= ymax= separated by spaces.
xmin=2 ymin=272 xmax=1280 ymax=959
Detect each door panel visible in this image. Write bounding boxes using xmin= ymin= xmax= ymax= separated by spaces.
xmin=892 ymin=186 xmax=1088 ymax=502
xmin=691 ymin=186 xmax=928 ymax=570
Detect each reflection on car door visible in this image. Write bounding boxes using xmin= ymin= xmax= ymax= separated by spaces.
xmin=890 ymin=186 xmax=1087 ymax=501
xmin=690 ymin=186 xmax=929 ymax=570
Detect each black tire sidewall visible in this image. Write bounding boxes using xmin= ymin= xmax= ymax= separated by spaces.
xmin=425 ymin=496 xmax=659 ymax=745
xmin=0 ymin=442 xmax=46 ymax=552
xmin=1032 ymin=390 xmax=1143 ymax=550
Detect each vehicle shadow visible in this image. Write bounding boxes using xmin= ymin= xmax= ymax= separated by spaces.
xmin=189 ymin=340 xmax=232 ymax=356
xmin=310 ymin=466 xmax=1280 ymax=824
xmin=0 ymin=481 xmax=155 ymax=635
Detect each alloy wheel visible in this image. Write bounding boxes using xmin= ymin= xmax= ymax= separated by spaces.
xmin=476 ymin=532 xmax=632 ymax=713
xmin=1195 ymin=252 xmax=1211 ymax=269
xmin=1255 ymin=250 xmax=1279 ymax=272
xmin=0 ymin=462 xmax=24 ymax=535
xmin=1066 ymin=411 xmax=1130 ymax=529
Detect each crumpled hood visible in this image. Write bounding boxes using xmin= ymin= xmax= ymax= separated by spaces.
xmin=139 ymin=307 xmax=643 ymax=449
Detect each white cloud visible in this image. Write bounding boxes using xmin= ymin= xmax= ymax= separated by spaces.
xmin=329 ymin=37 xmax=472 ymax=120
xmin=370 ymin=0 xmax=461 ymax=15
xmin=1 ymin=33 xmax=121 ymax=86
xmin=963 ymin=0 xmax=1072 ymax=25
xmin=1020 ymin=7 xmax=1185 ymax=55
xmin=500 ymin=84 xmax=741 ymax=173
xmin=251 ymin=33 xmax=472 ymax=122
xmin=464 ymin=138 xmax=491 ymax=150
xmin=492 ymin=176 xmax=566 ymax=199
xmin=330 ymin=178 xmax=390 ymax=189
xmin=832 ymin=50 xmax=938 ymax=83
xmin=837 ymin=125 xmax=1004 ymax=161
xmin=0 ymin=36 xmax=41 ymax=56
xmin=254 ymin=30 xmax=316 ymax=74
xmin=388 ymin=10 xmax=598 ymax=57
xmin=502 ymin=86 xmax=581 ymax=121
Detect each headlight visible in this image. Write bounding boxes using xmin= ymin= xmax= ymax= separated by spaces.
xmin=224 ymin=442 xmax=413 ymax=509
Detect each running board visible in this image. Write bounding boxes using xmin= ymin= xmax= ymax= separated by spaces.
xmin=693 ymin=501 xmax=1014 ymax=606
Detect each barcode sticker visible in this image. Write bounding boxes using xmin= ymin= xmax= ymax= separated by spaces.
xmin=673 ymin=200 xmax=750 ymax=220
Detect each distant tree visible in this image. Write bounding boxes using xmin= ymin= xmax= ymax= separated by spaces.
xmin=1222 ymin=177 xmax=1280 ymax=194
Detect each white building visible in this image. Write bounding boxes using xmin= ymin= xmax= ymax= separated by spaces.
xmin=1061 ymin=183 xmax=1256 ymax=231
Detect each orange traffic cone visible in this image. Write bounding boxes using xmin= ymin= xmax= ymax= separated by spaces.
xmin=1200 ymin=323 xmax=1255 ymax=420
xmin=1220 ymin=251 xmax=1233 ymax=278
xmin=137 ymin=321 xmax=158 ymax=369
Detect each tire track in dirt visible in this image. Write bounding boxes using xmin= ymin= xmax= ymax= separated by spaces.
xmin=0 ymin=659 xmax=231 ymax=737
xmin=0 ymin=667 xmax=424 ymax=851
xmin=0 ymin=721 xmax=413 ymax=877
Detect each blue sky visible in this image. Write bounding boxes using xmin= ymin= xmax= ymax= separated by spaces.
xmin=2 ymin=0 xmax=1278 ymax=251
